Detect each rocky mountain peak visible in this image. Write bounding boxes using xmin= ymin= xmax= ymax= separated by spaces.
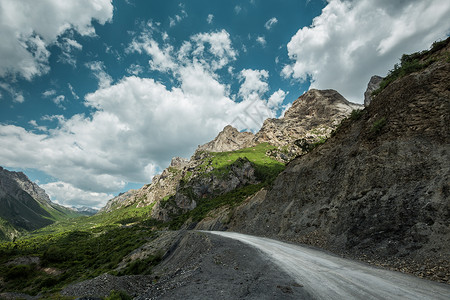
xmin=170 ymin=157 xmax=189 ymax=169
xmin=283 ymin=89 xmax=361 ymax=120
xmin=364 ymin=75 xmax=383 ymax=107
xmin=253 ymin=89 xmax=362 ymax=155
xmin=0 ymin=167 xmax=51 ymax=205
xmin=195 ymin=125 xmax=254 ymax=153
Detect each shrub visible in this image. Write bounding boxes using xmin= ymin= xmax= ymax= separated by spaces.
xmin=371 ymin=117 xmax=387 ymax=135
xmin=5 ymin=264 xmax=33 ymax=280
xmin=350 ymin=109 xmax=363 ymax=121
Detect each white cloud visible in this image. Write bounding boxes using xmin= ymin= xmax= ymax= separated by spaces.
xmin=68 ymin=83 xmax=79 ymax=100
xmin=190 ymin=30 xmax=238 ymax=70
xmin=0 ymin=29 xmax=285 ymax=207
xmin=0 ymin=82 xmax=24 ymax=103
xmin=0 ymin=0 xmax=113 ymax=80
xmin=234 ymin=5 xmax=242 ymax=14
xmin=53 ymin=95 xmax=66 ymax=109
xmin=85 ymin=61 xmax=112 ymax=88
xmin=207 ymin=14 xmax=214 ymax=24
xmin=238 ymin=69 xmax=269 ymax=99
xmin=126 ymin=64 xmax=144 ymax=76
xmin=41 ymin=181 xmax=113 ymax=208
xmin=42 ymin=89 xmax=56 ymax=98
xmin=28 ymin=119 xmax=47 ymax=132
xmin=57 ymin=37 xmax=83 ymax=67
xmin=265 ymin=17 xmax=278 ymax=30
xmin=268 ymin=89 xmax=287 ymax=109
xmin=256 ymin=36 xmax=266 ymax=47
xmin=168 ymin=5 xmax=187 ymax=27
xmin=282 ymin=0 xmax=450 ymax=103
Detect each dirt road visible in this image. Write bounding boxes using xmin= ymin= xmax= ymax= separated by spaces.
xmin=208 ymin=231 xmax=450 ymax=300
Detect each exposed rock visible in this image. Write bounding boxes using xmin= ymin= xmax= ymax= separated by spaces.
xmin=195 ymin=125 xmax=254 ymax=153
xmin=170 ymin=157 xmax=189 ymax=168
xmin=98 ymin=190 xmax=138 ymax=213
xmin=0 ymin=167 xmax=54 ymax=234
xmin=202 ymin=41 xmax=450 ymax=283
xmin=253 ymin=89 xmax=362 ymax=161
xmin=0 ymin=166 xmax=82 ymax=239
xmin=0 ymin=167 xmax=51 ymax=205
xmin=364 ymin=75 xmax=383 ymax=107
xmin=100 ymin=90 xmax=362 ymax=219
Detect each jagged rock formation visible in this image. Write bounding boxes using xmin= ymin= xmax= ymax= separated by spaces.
xmin=0 ymin=167 xmax=79 ymax=239
xmin=99 ymin=190 xmax=138 ymax=213
xmin=254 ymin=89 xmax=362 ymax=161
xmin=197 ymin=40 xmax=450 ymax=282
xmin=100 ymin=89 xmax=361 ymax=221
xmin=195 ymin=125 xmax=254 ymax=153
xmin=255 ymin=89 xmax=361 ymax=146
xmin=364 ymin=75 xmax=383 ymax=107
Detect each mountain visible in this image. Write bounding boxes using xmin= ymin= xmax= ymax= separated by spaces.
xmin=72 ymin=206 xmax=98 ymax=216
xmin=1 ymin=39 xmax=448 ymax=299
xmin=0 ymin=166 xmax=81 ymax=240
xmin=196 ymin=38 xmax=450 ymax=282
xmin=99 ymin=88 xmax=360 ymax=220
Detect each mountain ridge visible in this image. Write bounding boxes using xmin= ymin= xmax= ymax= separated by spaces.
xmin=0 ymin=166 xmax=83 ymax=240
xmin=99 ymin=88 xmax=362 ymax=217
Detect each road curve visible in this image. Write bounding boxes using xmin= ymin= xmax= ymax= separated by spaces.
xmin=206 ymin=231 xmax=450 ymax=300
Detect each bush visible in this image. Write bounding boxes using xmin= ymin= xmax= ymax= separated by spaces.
xmin=350 ymin=109 xmax=363 ymax=121
xmin=5 ymin=264 xmax=33 ymax=280
xmin=371 ymin=118 xmax=387 ymax=135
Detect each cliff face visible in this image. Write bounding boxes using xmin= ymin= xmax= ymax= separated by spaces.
xmin=254 ymin=89 xmax=362 ymax=161
xmin=0 ymin=166 xmax=81 ymax=239
xmin=100 ymin=88 xmax=359 ymax=220
xmin=195 ymin=125 xmax=254 ymax=153
xmin=202 ymin=40 xmax=450 ymax=282
xmin=0 ymin=167 xmax=54 ymax=237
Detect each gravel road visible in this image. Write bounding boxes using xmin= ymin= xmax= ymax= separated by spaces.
xmin=207 ymin=231 xmax=450 ymax=300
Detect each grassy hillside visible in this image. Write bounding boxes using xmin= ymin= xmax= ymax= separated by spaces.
xmin=0 ymin=140 xmax=286 ymax=297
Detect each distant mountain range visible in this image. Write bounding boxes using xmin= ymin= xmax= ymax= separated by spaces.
xmin=0 ymin=167 xmax=84 ymax=240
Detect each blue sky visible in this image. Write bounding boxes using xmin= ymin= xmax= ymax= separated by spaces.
xmin=0 ymin=0 xmax=449 ymax=208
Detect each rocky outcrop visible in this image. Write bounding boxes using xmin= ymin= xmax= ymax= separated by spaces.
xmin=101 ymin=90 xmax=362 ymax=219
xmin=200 ymin=41 xmax=450 ymax=282
xmin=0 ymin=167 xmax=55 ymax=236
xmin=364 ymin=75 xmax=383 ymax=107
xmin=254 ymin=89 xmax=362 ymax=161
xmin=196 ymin=125 xmax=254 ymax=153
xmin=0 ymin=167 xmax=51 ymax=206
xmin=0 ymin=166 xmax=81 ymax=239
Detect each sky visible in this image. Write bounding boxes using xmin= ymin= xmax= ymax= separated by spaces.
xmin=0 ymin=0 xmax=449 ymax=208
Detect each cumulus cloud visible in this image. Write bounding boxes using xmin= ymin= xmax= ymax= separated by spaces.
xmin=0 ymin=29 xmax=286 ymax=207
xmin=0 ymin=0 xmax=113 ymax=80
xmin=282 ymin=0 xmax=450 ymax=103
xmin=41 ymin=181 xmax=113 ymax=208
xmin=268 ymin=89 xmax=287 ymax=109
xmin=238 ymin=69 xmax=269 ymax=99
xmin=264 ymin=17 xmax=278 ymax=30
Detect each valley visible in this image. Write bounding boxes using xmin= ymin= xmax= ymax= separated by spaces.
xmin=0 ymin=38 xmax=449 ymax=299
